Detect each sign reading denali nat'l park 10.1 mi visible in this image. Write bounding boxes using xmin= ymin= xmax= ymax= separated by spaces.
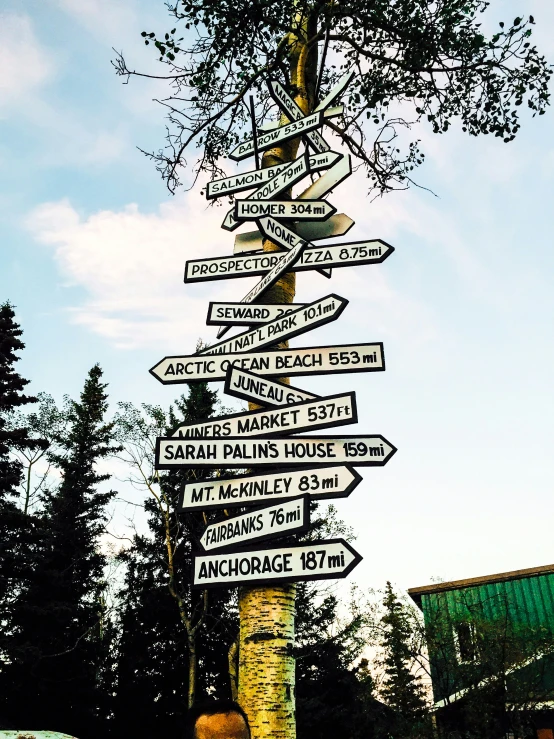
xmin=179 ymin=465 xmax=363 ymax=512
xmin=150 ymin=70 xmax=397 ymax=589
xmin=156 ymin=435 xmax=397 ymax=469
xmin=192 ymin=539 xmax=362 ymax=589
xmin=150 ymin=342 xmax=384 ymax=384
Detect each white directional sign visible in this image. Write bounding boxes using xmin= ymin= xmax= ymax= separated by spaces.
xmin=207 ymin=302 xmax=306 ymax=327
xmin=191 ymin=538 xmax=362 ymax=588
xmin=240 ymin=240 xmax=304 ymax=306
xmin=234 ymin=199 xmax=336 ymax=222
xmin=268 ymin=79 xmax=330 ymax=153
xmin=200 ymin=496 xmax=310 ymax=552
xmin=199 ymin=295 xmax=347 ymax=357
xmin=299 ymin=152 xmax=352 ymax=200
xmin=314 ymin=69 xmax=355 ymax=112
xmin=206 ymin=151 xmax=342 ymax=200
xmin=224 ymin=366 xmax=318 ymax=407
xmin=156 ymin=434 xmax=397 ymax=469
xmin=233 ymin=214 xmax=354 ymax=254
xmin=171 ymin=392 xmax=356 ymax=439
xmin=222 ymin=153 xmax=309 ymax=231
xmin=179 ymin=464 xmax=362 ymax=511
xmin=251 ymin=217 xmax=332 ymax=279
xmin=228 ymin=111 xmax=324 ymax=162
xmin=184 ymin=239 xmax=394 ymax=283
xmin=150 ymin=342 xmax=385 ymax=385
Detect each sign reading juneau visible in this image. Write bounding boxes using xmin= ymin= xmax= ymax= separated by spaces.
xmin=149 ymin=70 xmax=398 ymax=587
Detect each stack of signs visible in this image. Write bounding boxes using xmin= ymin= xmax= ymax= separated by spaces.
xmin=150 ymin=71 xmax=397 ymax=589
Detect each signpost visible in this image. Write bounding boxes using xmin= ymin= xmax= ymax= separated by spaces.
xmin=192 ymin=538 xmax=362 ymax=589
xmin=150 ymin=342 xmax=385 ymax=384
xmin=179 ymin=464 xmax=363 ymax=511
xmin=199 ymin=295 xmax=347 ymax=356
xmin=199 ymin=497 xmax=310 ymax=551
xmin=171 ymin=391 xmax=356 ymax=439
xmin=156 ymin=434 xmax=397 ymax=469
xmin=224 ymin=366 xmax=318 ymax=407
xmin=148 ymin=71 xmax=398 ymax=729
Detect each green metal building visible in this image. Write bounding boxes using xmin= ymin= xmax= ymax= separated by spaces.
xmin=409 ymin=563 xmax=554 ymax=738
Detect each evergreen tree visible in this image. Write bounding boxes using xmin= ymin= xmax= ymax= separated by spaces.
xmin=112 ymin=384 xmax=238 ymax=739
xmin=0 ymin=364 xmax=120 ymax=738
xmin=378 ymin=582 xmax=431 ymax=739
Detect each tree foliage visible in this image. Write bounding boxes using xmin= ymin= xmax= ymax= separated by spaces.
xmin=114 ymin=0 xmax=550 ymax=194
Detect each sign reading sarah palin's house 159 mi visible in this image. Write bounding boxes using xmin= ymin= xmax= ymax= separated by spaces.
xmin=156 ymin=435 xmax=397 ymax=469
xmin=192 ymin=538 xmax=362 ymax=589
xmin=150 ymin=343 xmax=384 ymax=385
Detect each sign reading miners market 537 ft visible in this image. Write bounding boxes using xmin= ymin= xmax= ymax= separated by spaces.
xmin=149 ymin=70 xmax=398 ymax=586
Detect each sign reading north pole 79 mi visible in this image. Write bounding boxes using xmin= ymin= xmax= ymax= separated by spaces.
xmin=156 ymin=434 xmax=397 ymax=469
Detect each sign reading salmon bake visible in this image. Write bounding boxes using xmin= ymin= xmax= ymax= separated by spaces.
xmin=149 ymin=71 xmax=398 ymax=585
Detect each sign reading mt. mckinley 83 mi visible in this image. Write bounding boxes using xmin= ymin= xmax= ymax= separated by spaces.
xmin=179 ymin=464 xmax=362 ymax=511
xmin=156 ymin=434 xmax=397 ymax=469
xmin=150 ymin=342 xmax=384 ymax=384
xmin=192 ymin=538 xmax=362 ymax=589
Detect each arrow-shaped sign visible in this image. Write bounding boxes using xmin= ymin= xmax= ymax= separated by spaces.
xmin=199 ymin=295 xmax=347 ymax=357
xmin=207 ymin=151 xmax=342 ymax=200
xmin=150 ymin=342 xmax=385 ymax=385
xmin=268 ymin=79 xmax=330 ymax=153
xmin=228 ymin=111 xmax=324 ymax=162
xmin=156 ymin=434 xmax=397 ymax=469
xmin=179 ymin=464 xmax=363 ymax=511
xmin=185 ymin=239 xmax=393 ymax=284
xmin=199 ymin=497 xmax=310 ymax=552
xmin=314 ymin=69 xmax=355 ymax=112
xmin=235 ymin=199 xmax=336 ymax=222
xmin=224 ymin=366 xmax=318 ymax=407
xmin=298 ymin=152 xmax=352 ymax=200
xmin=222 ymin=153 xmax=309 ymax=232
xmin=207 ymin=302 xmax=306 ymax=327
xmin=191 ymin=538 xmax=362 ymax=589
xmin=171 ymin=391 xmax=356 ymax=439
xmin=233 ymin=214 xmax=355 ymax=254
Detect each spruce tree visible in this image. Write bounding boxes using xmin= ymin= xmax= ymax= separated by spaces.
xmin=112 ymin=384 xmax=238 ymax=739
xmin=0 ymin=364 xmax=119 ymax=737
xmin=378 ymin=582 xmax=431 ymax=739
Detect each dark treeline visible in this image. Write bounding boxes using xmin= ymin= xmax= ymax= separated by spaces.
xmin=3 ymin=304 xmax=548 ymax=739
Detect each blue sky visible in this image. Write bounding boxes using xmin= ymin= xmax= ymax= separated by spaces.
xmin=1 ymin=0 xmax=554 ymax=593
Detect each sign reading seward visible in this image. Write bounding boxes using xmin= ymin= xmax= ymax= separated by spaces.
xmin=192 ymin=538 xmax=362 ymax=588
xmin=156 ymin=434 xmax=397 ymax=469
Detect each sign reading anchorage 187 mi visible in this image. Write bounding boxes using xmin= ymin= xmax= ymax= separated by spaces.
xmin=150 ymin=70 xmax=398 ymax=588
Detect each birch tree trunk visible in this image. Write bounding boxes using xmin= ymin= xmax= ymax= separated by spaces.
xmin=237 ymin=11 xmax=318 ymax=739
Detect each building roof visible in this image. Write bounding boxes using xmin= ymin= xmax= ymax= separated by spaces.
xmin=408 ymin=563 xmax=554 ymax=607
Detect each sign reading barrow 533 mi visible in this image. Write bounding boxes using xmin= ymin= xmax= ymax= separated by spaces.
xmin=156 ymin=434 xmax=397 ymax=469
xmin=192 ymin=538 xmax=362 ymax=588
xmin=150 ymin=343 xmax=384 ymax=384
xmin=229 ymin=111 xmax=324 ymax=161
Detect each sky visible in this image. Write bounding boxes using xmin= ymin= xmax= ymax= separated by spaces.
xmin=1 ymin=0 xmax=554 ymax=596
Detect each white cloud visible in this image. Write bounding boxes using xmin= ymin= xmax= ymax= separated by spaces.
xmin=0 ymin=13 xmax=55 ymax=112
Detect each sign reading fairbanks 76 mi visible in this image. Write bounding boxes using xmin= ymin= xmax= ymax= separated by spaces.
xmin=150 ymin=342 xmax=384 ymax=385
xmin=191 ymin=538 xmax=362 ymax=589
xmin=156 ymin=434 xmax=397 ymax=469
xmin=200 ymin=496 xmax=310 ymax=552
xmin=171 ymin=391 xmax=356 ymax=439
xmin=179 ymin=464 xmax=363 ymax=512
